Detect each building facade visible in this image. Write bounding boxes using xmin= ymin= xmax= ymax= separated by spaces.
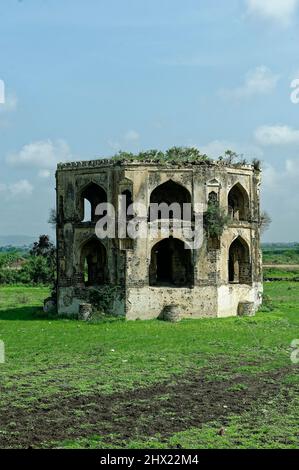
xmin=56 ymin=158 xmax=263 ymax=319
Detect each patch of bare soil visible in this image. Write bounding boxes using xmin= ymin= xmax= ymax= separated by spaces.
xmin=0 ymin=366 xmax=294 ymax=448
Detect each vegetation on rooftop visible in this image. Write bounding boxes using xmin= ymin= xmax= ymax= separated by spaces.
xmin=111 ymin=147 xmax=261 ymax=168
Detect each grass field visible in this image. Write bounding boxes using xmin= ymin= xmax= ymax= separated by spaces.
xmin=0 ymin=283 xmax=298 ymax=449
xmin=263 ymin=267 xmax=299 ymax=280
xmin=262 ymin=246 xmax=299 ymax=265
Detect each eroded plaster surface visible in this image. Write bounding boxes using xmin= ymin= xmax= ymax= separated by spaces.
xmin=56 ymin=159 xmax=263 ymax=319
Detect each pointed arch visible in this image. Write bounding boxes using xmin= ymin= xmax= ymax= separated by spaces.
xmin=79 ymin=182 xmax=107 ymax=222
xmin=80 ymin=237 xmax=107 ymax=286
xmin=228 ymin=183 xmax=249 ymax=221
xmin=228 ymin=236 xmax=251 ymax=284
xmin=149 ymin=180 xmax=192 ymax=221
xmin=149 ymin=237 xmax=193 ymax=287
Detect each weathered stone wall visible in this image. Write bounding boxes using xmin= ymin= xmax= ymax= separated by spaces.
xmin=56 ymin=159 xmax=262 ymax=319
xmin=126 ymin=286 xmax=217 ymax=320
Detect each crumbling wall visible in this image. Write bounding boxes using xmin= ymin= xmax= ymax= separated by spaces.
xmin=56 ymin=159 xmax=262 ymax=319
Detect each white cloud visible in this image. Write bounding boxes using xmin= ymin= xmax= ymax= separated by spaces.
xmin=108 ymin=130 xmax=140 ymax=152
xmin=9 ymin=179 xmax=33 ymax=197
xmin=7 ymin=139 xmax=73 ymax=170
xmin=0 ymin=179 xmax=33 ymax=198
xmin=220 ymin=66 xmax=279 ymax=100
xmin=246 ymin=0 xmax=299 ymax=26
xmin=0 ymin=79 xmax=5 ymax=105
xmin=38 ymin=169 xmax=51 ymax=178
xmin=200 ymin=140 xmax=263 ymax=160
xmin=0 ymin=92 xmax=18 ymax=113
xmin=255 ymin=125 xmax=299 ymax=145
xmin=263 ymin=157 xmax=299 ymax=190
xmin=263 ymin=163 xmax=280 ymax=189
xmin=262 ymin=157 xmax=299 ymax=241
xmin=286 ymin=158 xmax=299 ymax=176
xmin=124 ymin=130 xmax=140 ymax=142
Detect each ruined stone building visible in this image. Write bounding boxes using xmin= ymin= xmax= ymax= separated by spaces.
xmin=56 ymin=156 xmax=263 ymax=319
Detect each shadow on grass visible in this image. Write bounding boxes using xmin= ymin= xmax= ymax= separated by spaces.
xmin=0 ymin=306 xmax=126 ymax=323
xmin=0 ymin=306 xmax=58 ymax=321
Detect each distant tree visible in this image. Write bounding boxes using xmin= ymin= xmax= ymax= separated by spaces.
xmin=30 ymin=235 xmax=55 ymax=258
xmin=30 ymin=235 xmax=56 ymax=284
xmin=260 ymin=211 xmax=272 ymax=234
xmin=20 ymin=256 xmax=53 ymax=285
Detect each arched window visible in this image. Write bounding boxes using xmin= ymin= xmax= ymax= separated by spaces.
xmin=228 ymin=237 xmax=251 ymax=284
xmin=83 ymin=199 xmax=92 ymax=222
xmin=228 ymin=184 xmax=249 ymax=221
xmin=119 ymin=189 xmax=134 ymax=250
xmin=149 ymin=180 xmax=192 ymax=221
xmin=208 ymin=191 xmax=218 ymax=206
xmin=149 ymin=237 xmax=193 ymax=287
xmin=80 ymin=238 xmax=107 ymax=286
xmin=121 ymin=190 xmax=133 ymax=217
xmin=80 ymin=183 xmax=107 ymax=222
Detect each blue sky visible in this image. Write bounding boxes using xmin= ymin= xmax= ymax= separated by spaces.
xmin=0 ymin=0 xmax=299 ymax=242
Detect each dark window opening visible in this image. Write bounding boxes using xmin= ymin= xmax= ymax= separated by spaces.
xmin=80 ymin=239 xmax=107 ymax=286
xmin=228 ymin=237 xmax=251 ymax=284
xmin=149 ymin=237 xmax=193 ymax=287
xmin=121 ymin=189 xmax=133 ymax=216
xmin=80 ymin=183 xmax=107 ymax=223
xmin=120 ymin=189 xmax=134 ymax=243
xmin=228 ymin=184 xmax=249 ymax=222
xmin=149 ymin=180 xmax=192 ymax=221
xmin=208 ymin=191 xmax=218 ymax=205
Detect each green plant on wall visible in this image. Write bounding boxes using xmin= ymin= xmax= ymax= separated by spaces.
xmin=111 ymin=147 xmax=211 ymax=163
xmin=88 ymin=286 xmax=123 ymax=315
xmin=110 ymin=147 xmax=259 ymax=168
xmin=204 ymin=202 xmax=229 ymax=238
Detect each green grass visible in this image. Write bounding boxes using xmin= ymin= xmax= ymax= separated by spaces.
xmin=0 ymin=283 xmax=298 ymax=449
xmin=262 ymin=247 xmax=299 ymax=265
xmin=263 ymin=267 xmax=299 ymax=280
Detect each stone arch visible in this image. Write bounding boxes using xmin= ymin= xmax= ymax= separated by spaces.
xmin=80 ymin=237 xmax=107 ymax=286
xmin=149 ymin=180 xmax=192 ymax=221
xmin=228 ymin=236 xmax=251 ymax=284
xmin=79 ymin=182 xmax=107 ymax=222
xmin=208 ymin=178 xmax=220 ymax=186
xmin=149 ymin=237 xmax=193 ymax=287
xmin=228 ymin=183 xmax=249 ymax=221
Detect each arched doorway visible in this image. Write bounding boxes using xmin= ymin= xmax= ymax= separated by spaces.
xmin=149 ymin=238 xmax=193 ymax=287
xmin=228 ymin=184 xmax=249 ymax=221
xmin=80 ymin=238 xmax=107 ymax=286
xmin=228 ymin=237 xmax=251 ymax=284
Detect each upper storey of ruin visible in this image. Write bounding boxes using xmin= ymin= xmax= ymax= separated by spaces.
xmin=56 ymin=148 xmax=261 ymax=174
